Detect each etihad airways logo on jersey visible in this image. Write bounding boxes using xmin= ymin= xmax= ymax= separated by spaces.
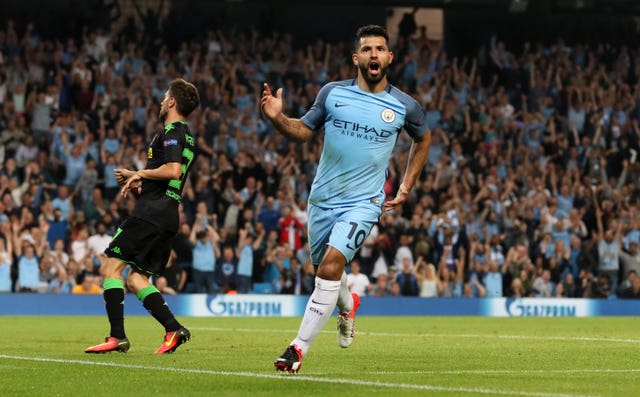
xmin=332 ymin=119 xmax=395 ymax=140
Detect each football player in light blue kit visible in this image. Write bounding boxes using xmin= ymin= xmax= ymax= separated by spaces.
xmin=261 ymin=24 xmax=431 ymax=373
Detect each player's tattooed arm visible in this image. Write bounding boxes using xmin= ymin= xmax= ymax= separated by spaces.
xmin=272 ymin=114 xmax=314 ymax=143
xmin=261 ymin=82 xmax=313 ymax=143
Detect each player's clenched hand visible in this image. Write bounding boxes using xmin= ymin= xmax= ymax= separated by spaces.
xmin=260 ymin=83 xmax=283 ymax=120
xmin=121 ymin=173 xmax=142 ymax=198
xmin=115 ymin=168 xmax=136 ymax=186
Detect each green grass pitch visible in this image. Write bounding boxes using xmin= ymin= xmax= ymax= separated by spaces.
xmin=1 ymin=316 xmax=638 ymax=396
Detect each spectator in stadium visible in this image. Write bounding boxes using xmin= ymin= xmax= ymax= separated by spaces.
xmin=439 ymin=252 xmax=464 ymax=297
xmin=51 ymin=186 xmax=73 ymax=222
xmin=13 ymin=225 xmax=47 ymax=292
xmin=393 ymin=232 xmax=414 ymax=270
xmin=47 ymin=267 xmax=75 ymax=294
xmin=189 ymin=215 xmax=221 ymax=294
xmin=509 ymin=277 xmax=525 ymax=298
xmin=619 ymin=241 xmax=640 ymax=278
xmin=215 ymin=245 xmax=238 ymax=293
xmin=0 ymin=236 xmax=13 ymax=292
xmin=414 ymin=256 xmax=441 ymax=297
xmin=70 ymin=225 xmax=90 ymax=264
xmin=346 ymin=260 xmax=371 ymax=297
xmin=595 ymin=205 xmax=622 ymax=292
xmin=532 ymin=269 xmax=554 ymax=298
xmin=279 ymin=204 xmax=304 ymax=252
xmin=236 ymin=224 xmax=264 ymax=293
xmin=72 ymin=273 xmax=102 ymax=294
xmin=397 ymin=257 xmax=420 ymax=296
xmin=369 ymin=273 xmax=391 ymax=297
xmin=262 ymin=24 xmax=430 ymax=373
xmin=618 ymin=270 xmax=640 ymax=299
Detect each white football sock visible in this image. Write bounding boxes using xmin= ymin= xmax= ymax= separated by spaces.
xmin=292 ymin=277 xmax=340 ymax=355
xmin=336 ymin=271 xmax=353 ymax=314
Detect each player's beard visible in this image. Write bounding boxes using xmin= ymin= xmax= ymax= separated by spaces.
xmin=159 ymin=107 xmax=168 ymax=123
xmin=358 ymin=61 xmax=387 ymax=85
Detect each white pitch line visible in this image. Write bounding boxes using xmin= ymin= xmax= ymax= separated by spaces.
xmin=190 ymin=327 xmax=640 ymax=345
xmin=341 ymin=369 xmax=640 ymax=376
xmin=0 ymin=354 xmax=594 ymax=397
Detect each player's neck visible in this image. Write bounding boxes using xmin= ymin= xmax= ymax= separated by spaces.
xmin=163 ymin=110 xmax=185 ymax=127
xmin=356 ymin=76 xmax=388 ymax=93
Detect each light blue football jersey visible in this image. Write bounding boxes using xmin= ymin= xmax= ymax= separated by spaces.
xmin=301 ymin=79 xmax=428 ymax=208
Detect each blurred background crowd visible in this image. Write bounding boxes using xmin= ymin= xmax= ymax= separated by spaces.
xmin=1 ymin=0 xmax=640 ymax=300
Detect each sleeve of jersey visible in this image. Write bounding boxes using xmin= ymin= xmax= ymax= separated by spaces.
xmin=300 ymin=83 xmax=336 ymax=131
xmin=404 ymin=99 xmax=429 ymax=141
xmin=162 ymin=129 xmax=184 ymax=163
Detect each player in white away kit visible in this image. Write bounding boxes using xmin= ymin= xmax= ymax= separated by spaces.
xmin=261 ymin=24 xmax=431 ymax=373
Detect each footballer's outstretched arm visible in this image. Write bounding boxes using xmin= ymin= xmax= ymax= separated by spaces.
xmin=261 ymin=83 xmax=313 ymax=143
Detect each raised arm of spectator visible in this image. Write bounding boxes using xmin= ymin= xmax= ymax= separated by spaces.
xmin=473 ymin=185 xmax=489 ymax=204
xmin=253 ymin=227 xmax=266 ymax=250
xmin=594 ymin=198 xmax=604 ymax=242
xmin=62 ymin=129 xmax=70 ymax=157
xmin=207 ymin=224 xmax=221 ymax=258
xmin=464 ymin=105 xmax=472 ymax=134
xmin=237 ymin=226 xmax=250 ymax=256
xmin=1 ymin=222 xmax=13 ymax=265
xmin=489 ymin=49 xmax=503 ymax=70
xmin=593 ymin=119 xmax=604 ymax=148
xmin=616 ymin=159 xmax=629 ymax=191
xmin=468 ymin=57 xmax=477 ymax=85
xmin=570 ymin=122 xmax=580 ymax=149
xmin=549 ymin=165 xmax=558 ymax=196
xmin=270 ymin=246 xmax=285 ymax=272
xmin=472 ymin=277 xmax=487 ymax=297
xmin=188 ymin=220 xmax=199 ymax=245
xmin=451 ymin=57 xmax=459 ymax=82
xmin=614 ymin=216 xmax=624 ymax=244
xmin=554 ymin=67 xmax=563 ymax=91
xmin=437 ymin=84 xmax=446 ymax=111
xmin=502 ymin=246 xmax=514 ymax=275
xmin=598 ymin=156 xmax=609 ymax=187
xmin=413 ymin=256 xmax=426 ymax=282
xmin=323 ymin=43 xmax=332 ymax=72
xmin=454 ymin=245 xmax=466 ymax=276
xmin=456 ymin=246 xmax=466 ymax=283
xmin=115 ymin=113 xmax=125 ymax=139
xmin=11 ymin=220 xmax=22 ymax=257
xmin=36 ymin=223 xmax=49 ymax=258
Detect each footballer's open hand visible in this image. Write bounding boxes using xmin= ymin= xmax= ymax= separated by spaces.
xmin=121 ymin=173 xmax=142 ymax=198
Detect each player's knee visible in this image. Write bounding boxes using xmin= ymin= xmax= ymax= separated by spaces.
xmin=99 ymin=258 xmax=125 ymax=280
xmin=316 ymin=261 xmax=342 ymax=280
xmin=126 ymin=271 xmax=150 ymax=294
xmin=125 ymin=276 xmax=137 ymax=292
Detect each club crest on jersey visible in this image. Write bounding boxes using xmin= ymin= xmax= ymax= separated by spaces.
xmin=147 ymin=148 xmax=153 ymax=159
xmin=381 ymin=109 xmax=395 ymax=123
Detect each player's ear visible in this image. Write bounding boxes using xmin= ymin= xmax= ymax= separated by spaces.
xmin=352 ymin=53 xmax=358 ymax=66
xmin=388 ymin=51 xmax=394 ymax=65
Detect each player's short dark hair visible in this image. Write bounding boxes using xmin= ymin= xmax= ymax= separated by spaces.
xmin=354 ymin=24 xmax=390 ymax=50
xmin=169 ymin=78 xmax=200 ymax=118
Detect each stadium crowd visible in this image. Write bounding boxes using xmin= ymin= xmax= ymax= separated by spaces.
xmin=0 ymin=14 xmax=640 ymax=300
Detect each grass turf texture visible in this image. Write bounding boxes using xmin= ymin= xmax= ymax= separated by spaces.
xmin=1 ymin=316 xmax=638 ymax=397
